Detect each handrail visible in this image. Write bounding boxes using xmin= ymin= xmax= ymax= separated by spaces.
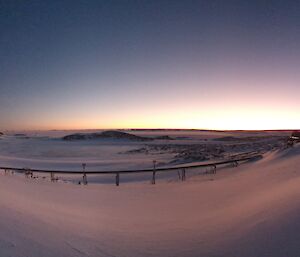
xmin=0 ymin=155 xmax=262 ymax=175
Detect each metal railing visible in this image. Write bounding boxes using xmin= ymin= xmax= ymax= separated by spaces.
xmin=0 ymin=154 xmax=262 ymax=186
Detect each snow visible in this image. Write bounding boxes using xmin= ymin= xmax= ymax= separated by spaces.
xmin=0 ymin=130 xmax=289 ymax=171
xmin=0 ymin=136 xmax=300 ymax=256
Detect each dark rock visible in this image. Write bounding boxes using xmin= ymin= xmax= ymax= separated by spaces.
xmin=14 ymin=133 xmax=30 ymax=139
xmin=100 ymin=131 xmax=152 ymax=141
xmin=291 ymin=131 xmax=300 ymax=139
xmin=154 ymin=135 xmax=174 ymax=140
xmin=62 ymin=130 xmax=154 ymax=141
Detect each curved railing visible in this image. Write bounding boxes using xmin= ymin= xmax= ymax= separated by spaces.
xmin=0 ymin=154 xmax=262 ymax=186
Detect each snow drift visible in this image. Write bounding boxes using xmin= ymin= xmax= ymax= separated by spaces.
xmin=0 ymin=144 xmax=299 ymax=256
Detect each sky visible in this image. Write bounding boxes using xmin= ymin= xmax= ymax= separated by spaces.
xmin=0 ymin=0 xmax=299 ymax=131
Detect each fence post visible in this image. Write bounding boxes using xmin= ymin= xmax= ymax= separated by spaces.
xmin=25 ymin=169 xmax=32 ymax=178
xmin=83 ymin=173 xmax=88 ymax=185
xmin=177 ymin=170 xmax=181 ymax=180
xmin=181 ymin=168 xmax=186 ymax=181
xmin=152 ymin=171 xmax=156 ymax=184
xmin=50 ymin=172 xmax=55 ymax=182
xmin=116 ymin=172 xmax=120 ymax=186
xmin=152 ymin=160 xmax=157 ymax=184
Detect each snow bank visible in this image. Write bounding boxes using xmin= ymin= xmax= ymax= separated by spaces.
xmin=274 ymin=143 xmax=300 ymax=159
xmin=0 ymin=145 xmax=300 ymax=256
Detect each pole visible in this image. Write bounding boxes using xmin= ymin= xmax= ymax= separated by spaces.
xmin=116 ymin=172 xmax=120 ymax=186
xmin=83 ymin=173 xmax=88 ymax=185
xmin=152 ymin=160 xmax=156 ymax=184
xmin=82 ymin=163 xmax=87 ymax=185
xmin=50 ymin=172 xmax=55 ymax=182
xmin=181 ymin=168 xmax=186 ymax=181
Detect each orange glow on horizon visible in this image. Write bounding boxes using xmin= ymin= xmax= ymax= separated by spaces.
xmin=14 ymin=107 xmax=300 ymax=131
xmin=3 ymin=71 xmax=299 ymax=132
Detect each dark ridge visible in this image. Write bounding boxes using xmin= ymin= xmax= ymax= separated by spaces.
xmin=154 ymin=135 xmax=174 ymax=140
xmin=14 ymin=134 xmax=27 ymax=137
xmin=14 ymin=133 xmax=30 ymax=139
xmin=129 ymin=129 xmax=226 ymax=132
xmin=214 ymin=136 xmax=287 ymax=142
xmin=62 ymin=130 xmax=154 ymax=141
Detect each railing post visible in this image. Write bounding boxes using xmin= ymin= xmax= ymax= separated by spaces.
xmin=181 ymin=168 xmax=186 ymax=181
xmin=25 ymin=168 xmax=32 ymax=178
xmin=83 ymin=173 xmax=88 ymax=185
xmin=116 ymin=172 xmax=120 ymax=186
xmin=152 ymin=170 xmax=156 ymax=184
xmin=177 ymin=170 xmax=181 ymax=180
xmin=152 ymin=160 xmax=157 ymax=185
xmin=82 ymin=163 xmax=87 ymax=185
xmin=50 ymin=172 xmax=55 ymax=182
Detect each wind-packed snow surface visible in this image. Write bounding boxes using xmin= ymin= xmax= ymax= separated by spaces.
xmin=0 ymin=143 xmax=300 ymax=257
xmin=0 ymin=130 xmax=288 ymax=171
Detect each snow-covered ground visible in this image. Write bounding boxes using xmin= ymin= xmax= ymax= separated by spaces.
xmin=0 ymin=141 xmax=300 ymax=256
xmin=0 ymin=130 xmax=289 ymax=172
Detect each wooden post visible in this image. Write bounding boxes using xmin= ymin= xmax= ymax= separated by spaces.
xmin=25 ymin=169 xmax=31 ymax=178
xmin=82 ymin=163 xmax=87 ymax=185
xmin=181 ymin=168 xmax=186 ymax=181
xmin=116 ymin=172 xmax=120 ymax=186
xmin=82 ymin=163 xmax=86 ymax=172
xmin=152 ymin=160 xmax=157 ymax=184
xmin=152 ymin=170 xmax=156 ymax=184
xmin=83 ymin=173 xmax=88 ymax=185
xmin=50 ymin=172 xmax=55 ymax=182
xmin=177 ymin=170 xmax=181 ymax=180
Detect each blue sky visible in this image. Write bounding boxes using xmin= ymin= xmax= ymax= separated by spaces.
xmin=0 ymin=0 xmax=299 ymax=130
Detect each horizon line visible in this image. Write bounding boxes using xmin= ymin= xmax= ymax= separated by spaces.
xmin=2 ymin=128 xmax=299 ymax=132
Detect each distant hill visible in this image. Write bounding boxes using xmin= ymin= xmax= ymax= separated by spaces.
xmin=214 ymin=135 xmax=287 ymax=142
xmin=62 ymin=130 xmax=174 ymax=141
xmin=62 ymin=130 xmax=154 ymax=141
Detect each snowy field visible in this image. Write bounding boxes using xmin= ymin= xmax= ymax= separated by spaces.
xmin=0 ymin=129 xmax=289 ymax=172
xmin=0 ymin=130 xmax=299 ymax=257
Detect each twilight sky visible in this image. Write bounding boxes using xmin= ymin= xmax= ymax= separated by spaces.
xmin=0 ymin=0 xmax=299 ymax=130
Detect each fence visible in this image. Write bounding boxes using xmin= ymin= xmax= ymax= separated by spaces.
xmin=0 ymin=154 xmax=262 ymax=186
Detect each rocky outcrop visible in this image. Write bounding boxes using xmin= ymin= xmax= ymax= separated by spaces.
xmin=62 ymin=130 xmax=154 ymax=141
xmin=154 ymin=135 xmax=174 ymax=140
xmin=291 ymin=131 xmax=300 ymax=139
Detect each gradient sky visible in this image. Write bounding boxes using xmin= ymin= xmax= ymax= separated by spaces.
xmin=0 ymin=0 xmax=299 ymax=130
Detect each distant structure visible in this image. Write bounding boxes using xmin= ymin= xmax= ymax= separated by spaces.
xmin=287 ymin=131 xmax=300 ymax=147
